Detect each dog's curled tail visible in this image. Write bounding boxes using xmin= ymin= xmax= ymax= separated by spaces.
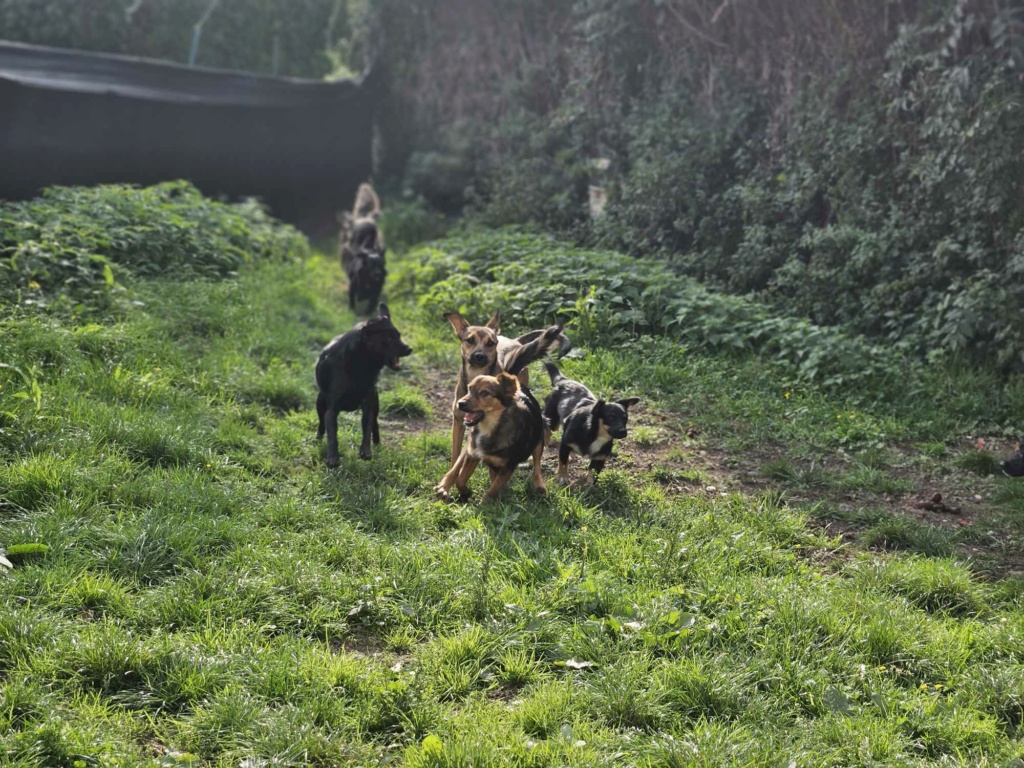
xmin=353 ymin=183 xmax=381 ymax=219
xmin=543 ymin=360 xmax=563 ymax=385
xmin=516 ymin=327 xmax=572 ymax=360
xmin=506 ymin=324 xmax=564 ymax=377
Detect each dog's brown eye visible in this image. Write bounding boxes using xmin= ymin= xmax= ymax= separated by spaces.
xmin=487 ymin=339 xmax=496 ymax=347
xmin=480 ymin=391 xmax=491 ymax=398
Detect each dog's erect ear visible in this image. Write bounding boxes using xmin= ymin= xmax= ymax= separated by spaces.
xmin=444 ymin=312 xmax=469 ymax=339
xmin=498 ymin=372 xmax=519 ymax=402
xmin=617 ymin=397 xmax=640 ymax=410
xmin=378 ymin=303 xmax=391 ymax=320
xmin=486 ymin=311 xmax=501 ymax=332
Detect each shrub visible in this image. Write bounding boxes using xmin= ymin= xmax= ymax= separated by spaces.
xmin=393 ymin=228 xmax=910 ymax=391
xmin=0 ymin=181 xmax=309 ymax=311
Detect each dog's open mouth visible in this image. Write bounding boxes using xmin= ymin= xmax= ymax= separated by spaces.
xmin=387 ymin=358 xmax=402 ymax=371
xmin=463 ymin=410 xmax=484 ymax=427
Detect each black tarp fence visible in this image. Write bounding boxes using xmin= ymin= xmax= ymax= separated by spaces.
xmin=0 ymin=41 xmax=375 ymax=230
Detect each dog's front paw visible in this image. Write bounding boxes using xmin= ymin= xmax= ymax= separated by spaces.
xmin=554 ymin=475 xmax=571 ymax=487
xmin=358 ymin=446 xmax=373 ymax=460
xmin=457 ymin=487 xmax=473 ymax=503
xmin=326 ymin=455 xmax=340 ymax=469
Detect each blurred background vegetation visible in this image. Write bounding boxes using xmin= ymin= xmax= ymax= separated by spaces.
xmin=3 ymin=0 xmax=1024 ymax=373
xmin=0 ymin=0 xmax=367 ymax=77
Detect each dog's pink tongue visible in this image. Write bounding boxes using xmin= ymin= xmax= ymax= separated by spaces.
xmin=464 ymin=413 xmax=478 ymax=426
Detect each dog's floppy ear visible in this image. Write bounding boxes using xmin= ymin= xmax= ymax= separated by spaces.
xmin=486 ymin=311 xmax=501 ymax=332
xmin=498 ymin=372 xmax=519 ymax=402
xmin=617 ymin=397 xmax=640 ymax=410
xmin=378 ymin=303 xmax=391 ymax=320
xmin=593 ymin=399 xmax=605 ymax=418
xmin=444 ymin=312 xmax=469 ymax=339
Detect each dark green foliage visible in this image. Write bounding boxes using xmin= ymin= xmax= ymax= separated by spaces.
xmin=394 ymin=228 xmax=912 ymax=391
xmin=374 ymin=1 xmax=1024 ymax=372
xmin=0 ymin=181 xmax=308 ymax=311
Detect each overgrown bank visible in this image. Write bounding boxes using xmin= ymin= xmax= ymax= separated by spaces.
xmin=395 ymin=227 xmax=1024 ymax=432
xmin=2 ymin=185 xmax=1024 ymax=765
xmin=374 ymin=0 xmax=1024 ymax=372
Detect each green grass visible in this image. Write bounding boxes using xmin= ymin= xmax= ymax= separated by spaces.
xmin=2 ymin=212 xmax=1024 ymax=765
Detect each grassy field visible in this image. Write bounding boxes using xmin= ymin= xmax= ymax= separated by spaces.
xmin=2 ymin=207 xmax=1024 ymax=766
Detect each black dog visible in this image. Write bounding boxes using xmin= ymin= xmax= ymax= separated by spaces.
xmin=315 ymin=304 xmax=412 ymax=466
xmin=1002 ymin=443 xmax=1024 ymax=477
xmin=342 ymin=244 xmax=387 ymax=312
xmin=542 ymin=361 xmax=639 ymax=485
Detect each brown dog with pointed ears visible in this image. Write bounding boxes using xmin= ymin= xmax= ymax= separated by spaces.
xmin=435 ymin=313 xmax=569 ymax=500
xmin=440 ymin=311 xmax=571 ymax=468
xmin=437 ymin=325 xmax=563 ymax=502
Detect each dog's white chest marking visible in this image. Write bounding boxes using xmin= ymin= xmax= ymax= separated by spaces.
xmin=588 ymin=434 xmax=613 ymax=456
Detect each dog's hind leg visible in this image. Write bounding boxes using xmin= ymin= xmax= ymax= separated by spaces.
xmin=531 ymin=441 xmax=547 ymax=495
xmin=482 ymin=468 xmax=514 ymax=501
xmin=316 ymin=393 xmax=327 ymax=439
xmin=555 ymin=442 xmax=572 ymax=485
xmin=325 ymin=408 xmax=341 ymax=468
xmin=542 ymin=398 xmax=560 ymax=447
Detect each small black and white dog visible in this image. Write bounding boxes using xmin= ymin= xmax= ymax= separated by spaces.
xmin=542 ymin=361 xmax=639 ymax=485
xmin=315 ymin=304 xmax=412 ymax=466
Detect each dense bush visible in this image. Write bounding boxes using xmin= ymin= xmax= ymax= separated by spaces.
xmin=0 ymin=181 xmax=309 ymax=311
xmin=393 ymin=228 xmax=912 ymax=391
xmin=0 ymin=0 xmax=354 ymax=77
xmin=372 ymin=0 xmax=1024 ymax=373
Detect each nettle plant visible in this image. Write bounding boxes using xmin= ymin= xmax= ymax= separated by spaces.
xmin=394 ymin=228 xmax=906 ymax=391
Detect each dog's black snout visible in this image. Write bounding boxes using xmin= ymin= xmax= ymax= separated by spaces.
xmin=469 ymin=352 xmax=489 ymax=367
xmin=612 ymin=429 xmax=627 ymax=439
xmin=457 ymin=399 xmax=471 ymax=412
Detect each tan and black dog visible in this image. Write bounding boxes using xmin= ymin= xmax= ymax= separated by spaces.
xmin=340 ymin=183 xmax=386 ymax=312
xmin=440 ymin=371 xmax=547 ymax=502
xmin=441 ymin=311 xmax=570 ymax=468
xmin=436 ymin=319 xmax=569 ymax=505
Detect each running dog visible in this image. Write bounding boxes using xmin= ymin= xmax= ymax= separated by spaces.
xmin=340 ymin=183 xmax=386 ymax=312
xmin=437 ymin=324 xmax=561 ymax=501
xmin=441 ymin=311 xmax=571 ymax=468
xmin=542 ymin=361 xmax=639 ymax=485
xmin=315 ymin=304 xmax=412 ymax=466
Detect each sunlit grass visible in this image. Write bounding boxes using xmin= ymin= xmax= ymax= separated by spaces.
xmin=1 ymin=235 xmax=1023 ymax=765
